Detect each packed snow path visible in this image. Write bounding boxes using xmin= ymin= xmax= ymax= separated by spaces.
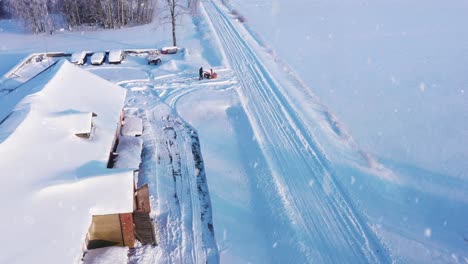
xmin=123 ymin=87 xmax=218 ymax=264
xmin=202 ymin=0 xmax=392 ymax=262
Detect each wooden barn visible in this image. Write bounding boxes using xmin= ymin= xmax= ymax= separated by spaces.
xmin=85 ymin=177 xmax=155 ymax=250
xmin=87 ymin=111 xmax=152 ymax=250
xmin=0 ymin=60 xmax=154 ymax=263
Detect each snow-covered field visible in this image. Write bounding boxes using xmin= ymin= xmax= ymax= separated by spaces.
xmin=227 ymin=0 xmax=468 ymax=180
xmin=1 ymin=0 xmax=467 ymax=263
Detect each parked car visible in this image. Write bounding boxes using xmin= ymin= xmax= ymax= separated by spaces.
xmin=90 ymin=52 xmax=105 ymax=65
xmin=161 ymin=46 xmax=178 ymax=54
xmin=70 ymin=51 xmax=87 ymax=65
xmin=147 ymin=50 xmax=162 ymax=65
xmin=109 ymin=50 xmax=125 ymax=64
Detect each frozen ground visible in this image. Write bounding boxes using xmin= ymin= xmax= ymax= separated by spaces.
xmin=1 ymin=0 xmax=467 ymax=263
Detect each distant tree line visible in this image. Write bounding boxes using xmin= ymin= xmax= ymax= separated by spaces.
xmin=0 ymin=0 xmax=198 ymax=48
xmin=0 ymin=0 xmax=10 ymax=19
xmin=0 ymin=0 xmax=159 ymax=33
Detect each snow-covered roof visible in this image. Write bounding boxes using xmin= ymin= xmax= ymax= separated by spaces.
xmin=162 ymin=46 xmax=178 ymax=54
xmin=51 ymin=110 xmax=95 ymax=137
xmin=0 ymin=60 xmax=132 ymax=264
xmin=37 ymin=168 xmax=135 ymax=215
xmin=115 ymin=136 xmax=143 ymax=169
xmin=109 ymin=49 xmax=123 ymax=63
xmin=121 ymin=116 xmax=143 ymax=136
xmin=162 ymin=46 xmax=178 ymax=52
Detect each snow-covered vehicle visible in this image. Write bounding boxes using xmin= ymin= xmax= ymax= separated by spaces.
xmin=147 ymin=50 xmax=162 ymax=65
xmin=161 ymin=46 xmax=178 ymax=54
xmin=70 ymin=51 xmax=87 ymax=65
xmin=109 ymin=50 xmax=124 ymax=64
xmin=90 ymin=52 xmax=105 ymax=65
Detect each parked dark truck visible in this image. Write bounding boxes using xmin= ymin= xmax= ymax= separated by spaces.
xmin=147 ymin=50 xmax=162 ymax=65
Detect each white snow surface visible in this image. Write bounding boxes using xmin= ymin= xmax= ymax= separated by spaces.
xmin=205 ymin=1 xmax=468 ymax=263
xmin=121 ymin=116 xmax=143 ymax=136
xmin=71 ymin=51 xmax=86 ymax=64
xmin=66 ymin=111 xmax=93 ymax=135
xmin=227 ymin=0 xmax=468 ymax=180
xmin=114 ymin=135 xmax=143 ymax=169
xmin=91 ymin=52 xmax=105 ymax=64
xmin=109 ymin=50 xmax=124 ymax=63
xmin=0 ymin=60 xmax=133 ymax=264
xmin=83 ymin=247 xmax=129 ymax=264
xmin=162 ymin=46 xmax=178 ymax=53
xmin=0 ymin=1 xmax=467 ymax=264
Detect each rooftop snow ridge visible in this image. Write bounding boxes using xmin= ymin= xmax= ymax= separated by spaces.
xmin=0 ymin=60 xmax=126 ymax=143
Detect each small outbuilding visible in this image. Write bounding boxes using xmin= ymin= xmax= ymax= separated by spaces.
xmin=85 ymin=173 xmax=155 ymax=250
xmin=84 ymin=170 xmax=137 ymax=250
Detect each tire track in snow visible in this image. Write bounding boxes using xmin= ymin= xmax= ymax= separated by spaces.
xmin=148 ymin=109 xmax=197 ymax=264
xmin=124 ymin=85 xmax=218 ymax=263
xmin=202 ymin=1 xmax=392 ymax=262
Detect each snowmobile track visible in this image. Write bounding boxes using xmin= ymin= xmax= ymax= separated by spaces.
xmin=202 ymin=0 xmax=392 ymax=262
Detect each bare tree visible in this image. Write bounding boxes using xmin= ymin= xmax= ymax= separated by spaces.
xmin=4 ymin=0 xmax=158 ymax=32
xmin=162 ymin=0 xmax=187 ymax=47
xmin=187 ymin=0 xmax=199 ymax=15
xmin=8 ymin=0 xmax=53 ymax=33
xmin=0 ymin=0 xmax=11 ymax=18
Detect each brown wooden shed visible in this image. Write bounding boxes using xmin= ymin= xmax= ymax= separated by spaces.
xmin=86 ymin=213 xmax=135 ymax=249
xmin=85 ymin=178 xmax=155 ymax=250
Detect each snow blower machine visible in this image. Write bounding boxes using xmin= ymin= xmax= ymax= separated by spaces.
xmin=203 ymin=69 xmax=218 ymax=79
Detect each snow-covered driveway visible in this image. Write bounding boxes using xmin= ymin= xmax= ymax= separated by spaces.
xmin=201 ymin=0 xmax=392 ymax=262
xmin=120 ymin=81 xmax=219 ymax=264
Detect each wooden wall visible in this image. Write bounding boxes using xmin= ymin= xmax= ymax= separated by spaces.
xmin=87 ymin=213 xmax=135 ymax=250
xmin=136 ymin=184 xmax=151 ymax=213
xmin=120 ymin=213 xmax=135 ymax=248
